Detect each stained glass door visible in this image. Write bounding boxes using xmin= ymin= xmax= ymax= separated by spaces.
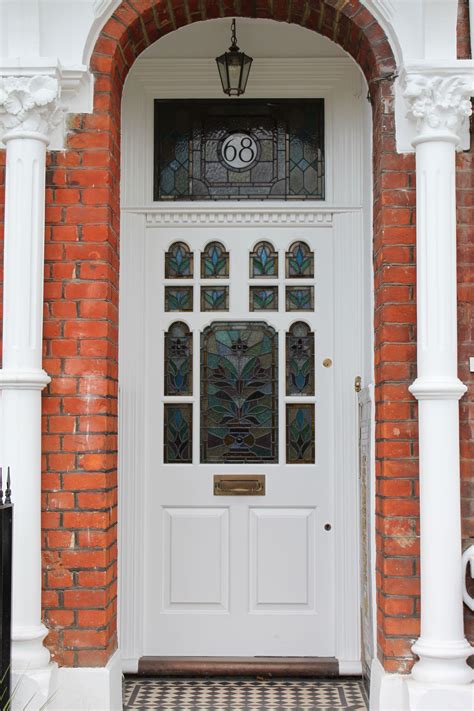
xmin=144 ymin=224 xmax=335 ymax=657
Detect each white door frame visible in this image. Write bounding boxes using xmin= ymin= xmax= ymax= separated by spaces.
xmin=118 ymin=50 xmax=372 ymax=674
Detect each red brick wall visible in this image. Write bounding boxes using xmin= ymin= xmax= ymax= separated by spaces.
xmin=457 ymin=0 xmax=474 ymax=653
xmin=0 ymin=0 xmax=469 ymax=673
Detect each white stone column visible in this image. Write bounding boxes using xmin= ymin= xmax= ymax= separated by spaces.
xmin=404 ymin=73 xmax=474 ymax=687
xmin=0 ymin=75 xmax=62 ymax=709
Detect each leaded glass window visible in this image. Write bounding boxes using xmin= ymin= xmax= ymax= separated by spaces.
xmin=286 ymin=241 xmax=314 ymax=278
xmin=154 ymin=100 xmax=325 ymax=201
xmin=164 ymin=322 xmax=193 ymax=395
xmin=286 ymin=322 xmax=315 ymax=395
xmin=165 ymin=242 xmax=193 ymax=278
xmin=164 ymin=404 xmax=193 ymax=463
xmin=286 ymin=286 xmax=314 ymax=311
xmin=201 ymin=322 xmax=278 ymax=463
xmin=201 ymin=241 xmax=229 ymax=278
xmin=201 ymin=287 xmax=229 ymax=311
xmin=165 ymin=286 xmax=193 ymax=312
xmin=250 ymin=241 xmax=278 ymax=278
xmin=249 ymin=286 xmax=278 ymax=311
xmin=286 ymin=404 xmax=315 ymax=464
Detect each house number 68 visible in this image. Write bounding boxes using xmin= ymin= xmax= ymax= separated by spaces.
xmin=221 ymin=133 xmax=258 ymax=170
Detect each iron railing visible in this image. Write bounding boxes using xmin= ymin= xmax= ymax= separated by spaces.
xmin=0 ymin=468 xmax=12 ymax=711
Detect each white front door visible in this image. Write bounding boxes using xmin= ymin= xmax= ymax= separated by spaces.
xmin=143 ymin=224 xmax=335 ymax=656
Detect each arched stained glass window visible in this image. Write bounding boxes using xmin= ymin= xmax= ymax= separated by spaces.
xmin=165 ymin=241 xmax=193 ymax=278
xmin=286 ymin=241 xmax=314 ymax=278
xmin=201 ymin=321 xmax=278 ymax=463
xmin=249 ymin=241 xmax=278 ymax=278
xmin=286 ymin=322 xmax=315 ymax=395
xmin=201 ymin=241 xmax=229 ymax=278
xmin=164 ymin=322 xmax=192 ymax=395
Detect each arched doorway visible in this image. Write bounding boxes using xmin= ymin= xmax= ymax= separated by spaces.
xmin=119 ymin=18 xmax=372 ymax=675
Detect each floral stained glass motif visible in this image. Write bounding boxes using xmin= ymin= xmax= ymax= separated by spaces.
xmin=249 ymin=286 xmax=278 ymax=311
xmin=164 ymin=322 xmax=192 ymax=395
xmin=165 ymin=286 xmax=193 ymax=312
xmin=201 ymin=287 xmax=229 ymax=311
xmin=286 ymin=405 xmax=315 ymax=464
xmin=286 ymin=241 xmax=314 ymax=278
xmin=250 ymin=241 xmax=278 ymax=278
xmin=164 ymin=404 xmax=193 ymax=463
xmin=201 ymin=242 xmax=229 ymax=278
xmin=286 ymin=287 xmax=314 ymax=311
xmin=286 ymin=322 xmax=315 ymax=396
xmin=165 ymin=241 xmax=193 ymax=278
xmin=201 ymin=322 xmax=278 ymax=463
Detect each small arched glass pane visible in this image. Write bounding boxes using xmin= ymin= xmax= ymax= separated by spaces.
xmin=201 ymin=241 xmax=229 ymax=278
xmin=165 ymin=241 xmax=193 ymax=278
xmin=286 ymin=322 xmax=315 ymax=396
xmin=249 ymin=241 xmax=278 ymax=278
xmin=286 ymin=241 xmax=314 ymax=278
xmin=164 ymin=322 xmax=193 ymax=395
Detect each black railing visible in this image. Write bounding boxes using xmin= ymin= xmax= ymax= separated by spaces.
xmin=0 ymin=468 xmax=12 ymax=711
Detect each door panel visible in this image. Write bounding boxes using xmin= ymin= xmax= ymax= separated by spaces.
xmin=144 ymin=226 xmax=335 ymax=656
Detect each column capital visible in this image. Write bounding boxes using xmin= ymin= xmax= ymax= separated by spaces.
xmin=0 ymin=74 xmax=62 ymax=144
xmin=402 ymin=72 xmax=474 ymax=144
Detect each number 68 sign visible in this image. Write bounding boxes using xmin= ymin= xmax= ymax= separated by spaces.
xmin=220 ymin=133 xmax=259 ymax=171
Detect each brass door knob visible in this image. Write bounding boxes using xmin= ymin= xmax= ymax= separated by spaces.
xmin=322 ymin=358 xmax=333 ymax=368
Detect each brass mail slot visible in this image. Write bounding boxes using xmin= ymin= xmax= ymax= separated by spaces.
xmin=214 ymin=474 xmax=265 ymax=496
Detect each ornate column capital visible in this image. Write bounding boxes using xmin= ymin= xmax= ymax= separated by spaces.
xmin=0 ymin=74 xmax=62 ymax=143
xmin=403 ymin=73 xmax=474 ymax=143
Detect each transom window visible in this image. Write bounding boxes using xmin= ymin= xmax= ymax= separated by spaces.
xmin=154 ymin=100 xmax=325 ymax=201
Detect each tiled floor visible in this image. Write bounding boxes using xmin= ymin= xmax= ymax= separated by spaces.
xmin=123 ymin=677 xmax=368 ymax=710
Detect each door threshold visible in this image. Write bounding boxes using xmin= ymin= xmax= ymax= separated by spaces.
xmin=137 ymin=656 xmax=339 ymax=678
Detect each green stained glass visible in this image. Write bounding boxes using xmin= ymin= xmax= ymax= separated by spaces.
xmin=250 ymin=241 xmax=278 ymax=278
xmin=165 ymin=241 xmax=193 ymax=278
xmin=164 ymin=404 xmax=192 ymax=463
xmin=165 ymin=286 xmax=193 ymax=312
xmin=249 ymin=286 xmax=278 ymax=311
xmin=201 ymin=241 xmax=229 ymax=278
xmin=164 ymin=322 xmax=192 ymax=395
xmin=286 ymin=241 xmax=314 ymax=278
xmin=201 ymin=321 xmax=278 ymax=463
xmin=201 ymin=287 xmax=229 ymax=311
xmin=286 ymin=322 xmax=315 ymax=395
xmin=286 ymin=286 xmax=314 ymax=311
xmin=286 ymin=404 xmax=315 ymax=464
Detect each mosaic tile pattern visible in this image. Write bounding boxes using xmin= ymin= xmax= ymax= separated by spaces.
xmin=123 ymin=677 xmax=368 ymax=710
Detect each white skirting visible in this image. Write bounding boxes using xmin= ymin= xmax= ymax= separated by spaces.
xmin=49 ymin=650 xmax=123 ymax=711
xmin=370 ymin=658 xmax=474 ymax=711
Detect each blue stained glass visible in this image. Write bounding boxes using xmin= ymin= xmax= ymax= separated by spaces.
xmin=250 ymin=241 xmax=278 ymax=278
xmin=201 ymin=241 xmax=229 ymax=278
xmin=286 ymin=287 xmax=314 ymax=311
xmin=286 ymin=241 xmax=314 ymax=278
xmin=286 ymin=404 xmax=315 ymax=463
xmin=201 ymin=287 xmax=229 ymax=311
xmin=165 ymin=322 xmax=192 ymax=395
xmin=286 ymin=321 xmax=315 ymax=395
xmin=165 ymin=242 xmax=193 ymax=278
xmin=164 ymin=404 xmax=192 ymax=463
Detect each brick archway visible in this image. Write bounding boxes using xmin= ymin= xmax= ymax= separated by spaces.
xmin=41 ymin=0 xmax=420 ymax=676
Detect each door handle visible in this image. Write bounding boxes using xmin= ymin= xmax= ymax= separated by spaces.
xmin=214 ymin=474 xmax=265 ymax=496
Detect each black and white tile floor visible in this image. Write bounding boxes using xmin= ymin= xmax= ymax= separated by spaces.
xmin=123 ymin=677 xmax=368 ymax=710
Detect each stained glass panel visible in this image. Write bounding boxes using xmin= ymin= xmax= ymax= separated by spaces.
xmin=201 ymin=287 xmax=229 ymax=311
xmin=250 ymin=241 xmax=278 ymax=278
xmin=286 ymin=241 xmax=314 ymax=278
xmin=249 ymin=286 xmax=278 ymax=311
xmin=201 ymin=322 xmax=278 ymax=463
xmin=165 ymin=286 xmax=193 ymax=312
xmin=201 ymin=241 xmax=229 ymax=278
xmin=165 ymin=241 xmax=193 ymax=278
xmin=164 ymin=404 xmax=192 ymax=463
xmin=286 ymin=405 xmax=315 ymax=464
xmin=286 ymin=322 xmax=315 ymax=395
xmin=164 ymin=322 xmax=192 ymax=395
xmin=286 ymin=286 xmax=314 ymax=311
xmin=154 ymin=100 xmax=324 ymax=201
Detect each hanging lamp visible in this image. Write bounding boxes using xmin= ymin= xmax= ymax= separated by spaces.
xmin=216 ymin=19 xmax=253 ymax=96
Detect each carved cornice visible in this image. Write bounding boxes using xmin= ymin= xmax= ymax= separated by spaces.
xmin=142 ymin=208 xmax=336 ymax=226
xmin=403 ymin=73 xmax=474 ymax=142
xmin=0 ymin=75 xmax=62 ymax=142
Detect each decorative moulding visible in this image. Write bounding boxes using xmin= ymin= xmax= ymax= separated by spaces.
xmin=0 ymin=369 xmax=51 ymax=391
xmin=139 ymin=208 xmax=338 ymax=226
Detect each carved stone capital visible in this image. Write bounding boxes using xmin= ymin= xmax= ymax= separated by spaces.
xmin=0 ymin=75 xmax=62 ymax=142
xmin=403 ymin=73 xmax=474 ymax=142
